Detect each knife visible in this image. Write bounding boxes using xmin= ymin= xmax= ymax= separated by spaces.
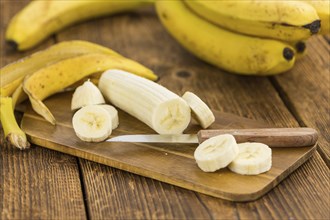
xmin=107 ymin=127 xmax=318 ymax=147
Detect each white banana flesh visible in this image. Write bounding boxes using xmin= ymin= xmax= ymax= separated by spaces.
xmin=182 ymin=91 xmax=215 ymax=129
xmin=99 ymin=104 xmax=119 ymax=130
xmin=72 ymin=105 xmax=112 ymax=142
xmin=71 ymin=79 xmax=105 ymax=110
xmin=98 ymin=70 xmax=191 ymax=135
xmin=228 ymin=143 xmax=272 ymax=175
xmin=194 ymin=134 xmax=239 ymax=172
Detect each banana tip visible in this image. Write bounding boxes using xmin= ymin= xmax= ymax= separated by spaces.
xmin=6 ymin=40 xmax=18 ymax=51
xmin=303 ymin=20 xmax=321 ymax=34
xmin=6 ymin=133 xmax=31 ymax=150
xmin=295 ymin=42 xmax=306 ymax=53
xmin=283 ymin=47 xmax=294 ymax=61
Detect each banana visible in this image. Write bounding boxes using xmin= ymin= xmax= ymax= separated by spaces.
xmin=290 ymin=41 xmax=307 ymax=60
xmin=155 ymin=0 xmax=296 ymax=75
xmin=182 ymin=91 xmax=215 ymax=129
xmin=23 ymin=53 xmax=156 ymax=125
xmin=0 ymin=40 xmax=154 ymax=98
xmin=300 ymin=0 xmax=330 ymax=35
xmin=98 ymin=70 xmax=191 ymax=134
xmin=6 ymin=0 xmax=153 ymax=50
xmin=72 ymin=105 xmax=112 ymax=142
xmin=228 ymin=143 xmax=272 ymax=175
xmin=194 ymin=134 xmax=239 ymax=172
xmin=184 ymin=0 xmax=320 ymax=41
xmin=99 ymin=104 xmax=119 ymax=130
xmin=0 ymin=97 xmax=30 ymax=149
xmin=71 ymin=79 xmax=105 ymax=111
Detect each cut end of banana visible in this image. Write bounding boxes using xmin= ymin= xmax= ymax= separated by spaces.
xmin=194 ymin=134 xmax=238 ymax=172
xmin=98 ymin=69 xmax=191 ymax=135
xmin=228 ymin=142 xmax=272 ymax=175
xmin=182 ymin=91 xmax=215 ymax=129
xmin=99 ymin=104 xmax=119 ymax=130
xmin=71 ymin=79 xmax=105 ymax=111
xmin=72 ymin=105 xmax=112 ymax=142
xmin=153 ymin=98 xmax=191 ymax=134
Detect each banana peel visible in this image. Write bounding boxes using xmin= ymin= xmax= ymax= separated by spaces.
xmin=0 ymin=97 xmax=30 ymax=149
xmin=22 ymin=53 xmax=157 ymax=124
xmin=0 ymin=40 xmax=122 ymax=97
xmin=0 ymin=40 xmax=157 ymax=149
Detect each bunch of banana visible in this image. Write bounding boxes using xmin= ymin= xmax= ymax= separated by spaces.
xmin=0 ymin=40 xmax=157 ymax=149
xmin=6 ymin=0 xmax=154 ymax=50
xmin=155 ymin=0 xmax=329 ymax=75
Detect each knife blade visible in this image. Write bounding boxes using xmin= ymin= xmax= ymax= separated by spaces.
xmin=107 ymin=127 xmax=318 ymax=147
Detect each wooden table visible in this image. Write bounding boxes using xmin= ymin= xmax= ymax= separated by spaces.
xmin=1 ymin=1 xmax=329 ymax=219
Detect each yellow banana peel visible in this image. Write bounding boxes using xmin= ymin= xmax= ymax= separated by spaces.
xmin=0 ymin=97 xmax=30 ymax=149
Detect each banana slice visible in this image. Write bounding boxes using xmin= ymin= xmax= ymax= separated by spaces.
xmin=194 ymin=134 xmax=239 ymax=172
xmin=182 ymin=91 xmax=215 ymax=129
xmin=71 ymin=79 xmax=105 ymax=110
xmin=99 ymin=104 xmax=119 ymax=130
xmin=72 ymin=105 xmax=112 ymax=142
xmin=228 ymin=143 xmax=272 ymax=175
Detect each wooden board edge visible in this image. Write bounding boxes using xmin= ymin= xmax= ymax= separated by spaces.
xmin=27 ymin=134 xmax=317 ymax=202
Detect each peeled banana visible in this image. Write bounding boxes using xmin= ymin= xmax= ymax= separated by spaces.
xmin=228 ymin=143 xmax=272 ymax=175
xmin=71 ymin=79 xmax=105 ymax=111
xmin=182 ymin=91 xmax=215 ymax=129
xmin=155 ymin=0 xmax=296 ymax=75
xmin=6 ymin=0 xmax=153 ymax=50
xmin=98 ymin=70 xmax=191 ymax=135
xmin=184 ymin=0 xmax=320 ymax=41
xmin=194 ymin=134 xmax=239 ymax=172
xmin=72 ymin=105 xmax=112 ymax=142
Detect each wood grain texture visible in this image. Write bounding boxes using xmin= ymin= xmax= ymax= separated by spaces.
xmin=0 ymin=116 xmax=87 ymax=220
xmin=0 ymin=1 xmax=86 ymax=219
xmin=271 ymin=36 xmax=330 ymax=165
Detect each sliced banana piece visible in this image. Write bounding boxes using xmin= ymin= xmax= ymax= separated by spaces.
xmin=71 ymin=79 xmax=105 ymax=111
xmin=182 ymin=91 xmax=215 ymax=129
xmin=228 ymin=143 xmax=272 ymax=175
xmin=194 ymin=134 xmax=239 ymax=172
xmin=72 ymin=105 xmax=112 ymax=142
xmin=99 ymin=104 xmax=119 ymax=130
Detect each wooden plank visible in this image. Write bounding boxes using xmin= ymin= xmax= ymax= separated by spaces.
xmin=0 ymin=1 xmax=86 ymax=219
xmin=56 ymin=7 xmax=330 ymax=218
xmin=271 ymin=35 xmax=330 ymax=165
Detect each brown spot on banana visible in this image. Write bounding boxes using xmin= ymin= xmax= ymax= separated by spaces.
xmin=283 ymin=48 xmax=294 ymax=61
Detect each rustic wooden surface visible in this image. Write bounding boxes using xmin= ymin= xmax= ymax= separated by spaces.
xmin=1 ymin=1 xmax=329 ymax=219
xmin=20 ymin=91 xmax=317 ymax=201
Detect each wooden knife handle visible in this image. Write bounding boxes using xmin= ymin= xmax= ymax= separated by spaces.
xmin=197 ymin=128 xmax=318 ymax=147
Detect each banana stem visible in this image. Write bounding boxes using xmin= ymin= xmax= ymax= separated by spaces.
xmin=0 ymin=97 xmax=30 ymax=149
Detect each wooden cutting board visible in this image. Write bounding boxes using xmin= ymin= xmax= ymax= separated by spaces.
xmin=21 ymin=91 xmax=316 ymax=202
